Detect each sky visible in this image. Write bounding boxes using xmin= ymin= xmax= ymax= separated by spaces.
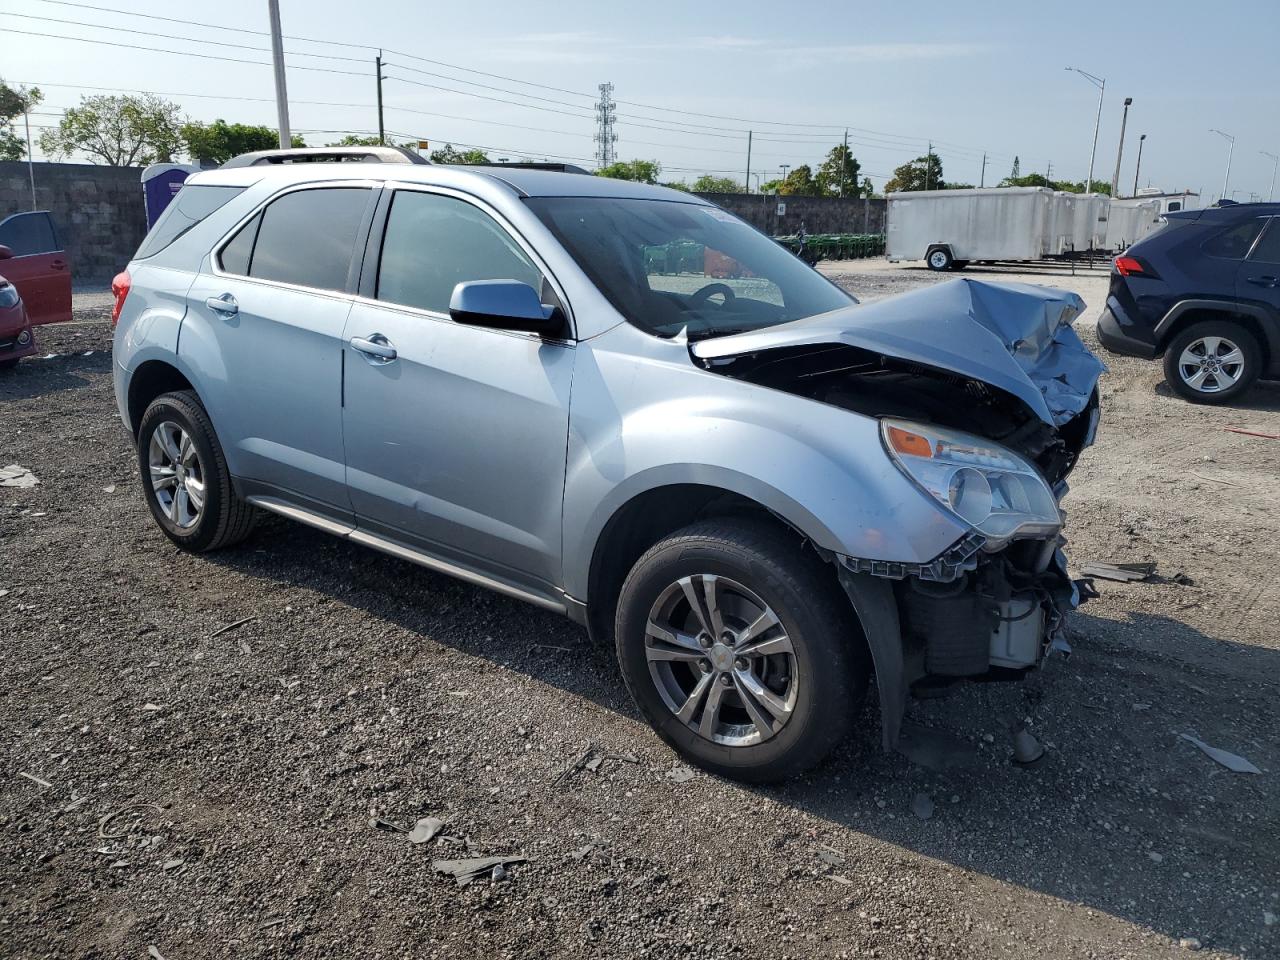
xmin=3 ymin=0 xmax=1279 ymax=201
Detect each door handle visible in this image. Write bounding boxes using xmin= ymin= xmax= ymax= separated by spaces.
xmin=349 ymin=334 xmax=397 ymax=363
xmin=50 ymin=259 xmax=66 ymax=270
xmin=1245 ymin=276 xmax=1279 ymax=288
xmin=205 ymin=293 xmax=239 ymax=316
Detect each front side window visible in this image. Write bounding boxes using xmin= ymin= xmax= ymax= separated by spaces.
xmin=376 ymin=191 xmax=543 ymax=314
xmin=221 ymin=187 xmax=370 ymax=292
xmin=526 ymin=197 xmax=851 ymax=339
xmin=0 ymin=211 xmax=58 ymax=257
xmin=1202 ymin=218 xmax=1265 ymax=260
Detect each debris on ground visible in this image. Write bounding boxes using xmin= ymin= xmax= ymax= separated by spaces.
xmin=1012 ymin=729 xmax=1046 ymax=766
xmin=1224 ymin=427 xmax=1280 ymax=441
xmin=368 ymin=817 xmax=407 ymax=833
xmin=1178 ymin=734 xmax=1262 ymax=774
xmin=210 ymin=616 xmax=257 ymax=638
xmin=555 ymin=743 xmax=597 ymax=785
xmin=431 ymin=855 xmax=527 ymax=886
xmin=98 ymin=803 xmax=167 ymax=839
xmin=408 ymin=817 xmax=445 ymax=844
xmin=148 ymin=946 xmax=167 ymax=960
xmin=17 ymin=772 xmax=52 ymax=789
xmin=0 ymin=465 xmax=38 ymax=488
xmin=1080 ymin=561 xmax=1156 ymax=583
xmin=911 ymin=793 xmax=935 ymax=821
xmin=102 ymin=485 xmax=116 ymax=494
xmin=666 ymin=766 xmax=695 ymax=784
xmin=815 ymin=844 xmax=846 ymax=867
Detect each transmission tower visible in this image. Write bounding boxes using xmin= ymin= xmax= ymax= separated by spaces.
xmin=594 ymin=82 xmax=618 ymax=169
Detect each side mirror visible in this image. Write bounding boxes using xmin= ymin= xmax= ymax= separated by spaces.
xmin=449 ymin=280 xmax=563 ymax=335
xmin=0 ymin=245 xmax=12 ymax=260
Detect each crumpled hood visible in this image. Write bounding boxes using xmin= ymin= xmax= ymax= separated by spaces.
xmin=691 ymin=278 xmax=1106 ymax=427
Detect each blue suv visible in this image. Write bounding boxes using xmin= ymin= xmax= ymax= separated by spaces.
xmin=1096 ymin=202 xmax=1280 ymax=403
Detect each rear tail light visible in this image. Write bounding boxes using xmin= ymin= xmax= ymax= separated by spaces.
xmin=1114 ymin=256 xmax=1147 ymax=277
xmin=110 ymin=270 xmax=131 ymax=325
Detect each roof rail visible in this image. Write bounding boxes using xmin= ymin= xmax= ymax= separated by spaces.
xmin=455 ymin=161 xmax=593 ymax=175
xmin=221 ymin=146 xmax=430 ymax=169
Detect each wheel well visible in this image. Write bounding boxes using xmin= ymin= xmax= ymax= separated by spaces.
xmin=1159 ymin=308 xmax=1273 ymax=369
xmin=584 ymin=485 xmax=814 ymax=645
xmin=127 ymin=361 xmax=194 ymax=435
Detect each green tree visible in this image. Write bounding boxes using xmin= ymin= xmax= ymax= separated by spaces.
xmin=778 ymin=164 xmax=823 ymax=196
xmin=945 ymin=182 xmax=976 ymax=190
xmin=690 ymin=174 xmax=742 ymax=193
xmin=815 ymin=144 xmax=862 ymax=197
xmin=884 ymin=154 xmax=945 ymax=192
xmin=597 ymin=159 xmax=661 ymax=184
xmin=429 ymin=143 xmax=490 ymax=164
xmin=998 ymin=172 xmax=1111 ymax=195
xmin=0 ymin=81 xmax=43 ymax=161
xmin=662 ymin=180 xmax=692 ymax=192
xmin=39 ymin=94 xmax=184 ymax=166
xmin=182 ymin=119 xmax=303 ymax=163
xmin=759 ymin=178 xmax=783 ymax=194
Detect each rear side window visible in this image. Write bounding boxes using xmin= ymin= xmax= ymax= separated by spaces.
xmin=225 ymin=187 xmax=369 ymax=291
xmin=1248 ymin=219 xmax=1280 ymax=264
xmin=0 ymin=211 xmax=58 ymax=257
xmin=376 ymin=191 xmax=542 ymax=314
xmin=1202 ymin=219 xmax=1265 ymax=259
xmin=135 ymin=185 xmax=243 ymax=259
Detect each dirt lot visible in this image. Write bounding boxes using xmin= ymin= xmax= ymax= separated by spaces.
xmin=2 ymin=265 xmax=1277 ymax=960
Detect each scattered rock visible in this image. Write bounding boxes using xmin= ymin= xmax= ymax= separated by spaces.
xmin=666 ymin=766 xmax=695 ymax=784
xmin=1178 ymin=937 xmax=1201 ymax=950
xmin=0 ymin=465 xmax=38 ymax=488
xmin=911 ymin=793 xmax=934 ymax=821
xmin=407 ymin=817 xmax=444 ymax=844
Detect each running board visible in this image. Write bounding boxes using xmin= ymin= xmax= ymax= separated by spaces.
xmin=246 ymin=495 xmax=566 ymax=614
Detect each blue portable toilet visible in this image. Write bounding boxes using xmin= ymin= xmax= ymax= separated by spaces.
xmin=141 ymin=163 xmax=201 ymax=228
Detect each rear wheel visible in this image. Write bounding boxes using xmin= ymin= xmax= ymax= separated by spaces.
xmin=926 ymin=247 xmax=954 ymax=271
xmin=1163 ymin=320 xmax=1262 ymax=404
xmin=136 ymin=390 xmax=257 ymax=551
xmin=614 ymin=517 xmax=869 ymax=782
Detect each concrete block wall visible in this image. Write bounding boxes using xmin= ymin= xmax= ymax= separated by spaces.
xmin=0 ymin=161 xmax=147 ymax=286
xmin=695 ymin=192 xmax=887 ymax=236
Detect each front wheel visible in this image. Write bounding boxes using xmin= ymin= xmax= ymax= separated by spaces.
xmin=1162 ymin=320 xmax=1262 ymax=404
xmin=614 ymin=518 xmax=870 ymax=782
xmin=136 ymin=390 xmax=258 ymax=551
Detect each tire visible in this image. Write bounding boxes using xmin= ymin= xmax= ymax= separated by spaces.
xmin=614 ymin=517 xmax=870 ymax=783
xmin=1162 ymin=320 xmax=1262 ymax=404
xmin=926 ymin=247 xmax=953 ymax=271
xmin=136 ymin=390 xmax=258 ymax=551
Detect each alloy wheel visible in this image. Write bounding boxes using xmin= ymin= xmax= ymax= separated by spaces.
xmin=644 ymin=574 xmax=798 ymax=747
xmin=1177 ymin=335 xmax=1245 ymax=394
xmin=148 ymin=420 xmax=206 ymax=529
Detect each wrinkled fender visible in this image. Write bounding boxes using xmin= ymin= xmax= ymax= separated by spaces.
xmin=560 ymin=323 xmax=970 ymax=601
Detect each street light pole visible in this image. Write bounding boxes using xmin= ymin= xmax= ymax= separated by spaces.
xmin=1132 ymin=134 xmax=1146 ymax=196
xmin=267 ymin=0 xmax=292 ymax=149
xmin=1262 ymin=151 xmax=1279 ymax=202
xmin=1066 ymin=67 xmax=1105 ymax=193
xmin=1110 ymin=97 xmax=1132 ymax=198
xmin=1210 ymin=129 xmax=1235 ymax=201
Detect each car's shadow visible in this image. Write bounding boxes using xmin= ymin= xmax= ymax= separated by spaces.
xmin=0 ymin=351 xmax=113 ymax=402
xmin=1153 ymin=377 xmax=1280 ymax=412
xmin=205 ymin=517 xmax=1277 ymax=954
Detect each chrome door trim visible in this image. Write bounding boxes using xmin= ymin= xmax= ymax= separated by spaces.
xmin=247 ymin=495 xmax=356 ymax=536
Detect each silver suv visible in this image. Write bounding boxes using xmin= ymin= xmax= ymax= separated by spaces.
xmin=112 ymin=147 xmax=1104 ymax=781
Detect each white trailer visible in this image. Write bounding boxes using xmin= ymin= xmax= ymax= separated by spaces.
xmin=886 ymin=187 xmax=1055 ymax=270
xmin=1104 ymin=197 xmax=1162 ymax=252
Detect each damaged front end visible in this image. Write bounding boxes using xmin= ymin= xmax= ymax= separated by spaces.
xmin=691 ymin=278 xmax=1106 ymax=748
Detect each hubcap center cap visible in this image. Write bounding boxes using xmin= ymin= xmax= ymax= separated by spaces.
xmin=708 ymin=643 xmax=735 ymax=673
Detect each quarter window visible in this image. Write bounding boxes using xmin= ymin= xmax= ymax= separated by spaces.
xmin=135 ymin=185 xmax=243 ymax=259
xmin=1202 ymin=219 xmax=1265 ymax=260
xmin=1248 ymin=219 xmax=1280 ymax=264
xmin=221 ymin=187 xmax=370 ymax=291
xmin=376 ymin=191 xmax=543 ymax=314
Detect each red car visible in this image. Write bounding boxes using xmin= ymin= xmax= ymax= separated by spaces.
xmin=0 ymin=211 xmax=73 ymax=370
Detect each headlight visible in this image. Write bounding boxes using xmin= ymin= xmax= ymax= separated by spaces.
xmin=0 ymin=284 xmax=18 ymax=309
xmin=881 ymin=418 xmax=1060 ymax=547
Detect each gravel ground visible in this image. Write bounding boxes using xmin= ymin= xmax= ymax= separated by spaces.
xmin=2 ymin=266 xmax=1277 ymax=960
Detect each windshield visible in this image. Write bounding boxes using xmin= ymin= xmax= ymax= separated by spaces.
xmin=525 ymin=196 xmax=853 ymax=338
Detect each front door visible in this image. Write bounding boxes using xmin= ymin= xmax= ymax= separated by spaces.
xmin=341 ymin=187 xmax=574 ymax=593
xmin=183 ymin=184 xmax=375 ymax=513
xmin=0 ymin=212 xmax=71 ymax=324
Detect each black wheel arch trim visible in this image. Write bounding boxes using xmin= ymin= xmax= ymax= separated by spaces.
xmin=1155 ymin=299 xmax=1280 ymax=369
xmin=836 ymin=568 xmax=904 ymax=752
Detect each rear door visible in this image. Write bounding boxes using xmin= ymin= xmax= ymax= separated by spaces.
xmin=0 ymin=212 xmax=71 ymax=324
xmin=183 ymin=182 xmax=377 ymax=515
xmin=1239 ymin=216 xmax=1280 ymax=310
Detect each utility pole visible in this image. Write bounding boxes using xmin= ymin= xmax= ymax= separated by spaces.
xmin=1066 ymin=67 xmax=1105 ymax=195
xmin=779 ymin=164 xmax=790 ymax=187
xmin=1210 ymin=129 xmax=1235 ymax=201
xmin=267 ymin=0 xmax=291 ymax=148
xmin=1110 ymin=96 xmax=1132 ymax=198
xmin=838 ymin=129 xmax=849 ymax=197
xmin=1132 ymin=134 xmax=1147 ymax=197
xmin=925 ymin=141 xmax=933 ymax=190
xmin=979 ymin=152 xmax=987 ymax=188
xmin=1046 ymin=160 xmax=1053 ymax=182
xmin=1261 ymin=151 xmax=1278 ymax=202
xmin=375 ymin=51 xmax=385 ymax=146
xmin=593 ymin=82 xmax=617 ymax=169
xmin=23 ymin=106 xmax=36 ymax=210
xmin=745 ymin=130 xmax=752 ymax=193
